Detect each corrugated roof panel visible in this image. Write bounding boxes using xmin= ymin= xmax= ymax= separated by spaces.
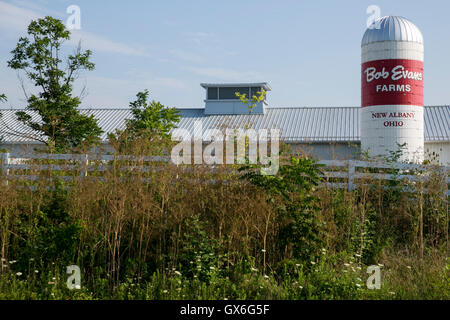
xmin=300 ymin=109 xmax=311 ymax=139
xmin=0 ymin=106 xmax=448 ymax=143
xmin=424 ymin=105 xmax=450 ymax=141
xmin=338 ymin=107 xmax=345 ymax=140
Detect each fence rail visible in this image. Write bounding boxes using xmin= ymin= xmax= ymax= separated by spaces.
xmin=1 ymin=152 xmax=449 ymax=195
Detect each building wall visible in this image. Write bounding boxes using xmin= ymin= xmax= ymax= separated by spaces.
xmin=1 ymin=143 xmax=43 ymax=157
xmin=291 ymin=142 xmax=449 ymax=164
xmin=204 ymin=100 xmax=265 ymax=115
xmin=424 ymin=142 xmax=450 ymax=165
xmin=0 ymin=143 xmax=113 ymax=157
xmin=2 ymin=141 xmax=448 ymax=165
xmin=289 ymin=142 xmax=361 ymax=160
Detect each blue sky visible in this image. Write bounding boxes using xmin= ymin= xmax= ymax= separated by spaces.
xmin=0 ymin=0 xmax=449 ymax=109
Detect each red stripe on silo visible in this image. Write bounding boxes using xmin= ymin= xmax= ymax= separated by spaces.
xmin=362 ymin=59 xmax=423 ymax=107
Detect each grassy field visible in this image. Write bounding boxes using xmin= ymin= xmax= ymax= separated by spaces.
xmin=0 ymin=148 xmax=448 ymax=300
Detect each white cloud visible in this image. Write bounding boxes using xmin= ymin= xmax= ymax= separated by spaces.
xmin=0 ymin=0 xmax=149 ymax=57
xmin=169 ymin=49 xmax=204 ymax=63
xmin=0 ymin=1 xmax=40 ymax=36
xmin=71 ymin=74 xmax=188 ymax=107
xmin=184 ymin=31 xmax=215 ymax=46
xmin=69 ymin=30 xmax=150 ymax=57
xmin=185 ymin=66 xmax=262 ymax=82
xmin=11 ymin=0 xmax=62 ymax=17
xmin=151 ymin=77 xmax=187 ymax=89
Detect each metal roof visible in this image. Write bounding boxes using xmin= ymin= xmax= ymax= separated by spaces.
xmin=176 ymin=107 xmax=359 ymax=142
xmin=362 ymin=16 xmax=424 ymax=46
xmin=0 ymin=106 xmax=448 ymax=144
xmin=200 ymin=83 xmax=271 ymax=91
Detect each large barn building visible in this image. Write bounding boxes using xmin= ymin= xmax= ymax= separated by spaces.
xmin=0 ymin=100 xmax=449 ymax=165
xmin=1 ymin=16 xmax=449 ymax=164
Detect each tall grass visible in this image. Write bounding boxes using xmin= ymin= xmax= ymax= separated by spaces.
xmin=0 ymin=142 xmax=448 ymax=300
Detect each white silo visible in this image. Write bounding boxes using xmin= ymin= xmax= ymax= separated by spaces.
xmin=361 ymin=16 xmax=424 ymax=162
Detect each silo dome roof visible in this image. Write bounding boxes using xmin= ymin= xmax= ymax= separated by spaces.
xmin=362 ymin=16 xmax=423 ymax=46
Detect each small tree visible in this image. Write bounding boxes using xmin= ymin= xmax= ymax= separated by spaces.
xmin=7 ymin=16 xmax=102 ymax=152
xmin=235 ymin=89 xmax=266 ymax=114
xmin=109 ymin=90 xmax=180 ymax=154
xmin=0 ymin=94 xmax=6 ymax=147
xmin=241 ymin=156 xmax=326 ymax=265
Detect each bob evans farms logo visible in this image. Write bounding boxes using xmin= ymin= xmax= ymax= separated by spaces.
xmin=361 ymin=59 xmax=423 ymax=107
xmin=364 ymin=65 xmax=422 ymax=93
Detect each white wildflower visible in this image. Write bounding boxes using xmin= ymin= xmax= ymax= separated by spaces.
xmin=16 ymin=272 xmax=22 ymax=276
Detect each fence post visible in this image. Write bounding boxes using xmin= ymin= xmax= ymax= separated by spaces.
xmin=80 ymin=154 xmax=88 ymax=177
xmin=445 ymin=166 xmax=449 ymax=198
xmin=348 ymin=160 xmax=355 ymax=191
xmin=1 ymin=152 xmax=10 ymax=186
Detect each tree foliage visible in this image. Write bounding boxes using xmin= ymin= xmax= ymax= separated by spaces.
xmin=241 ymin=156 xmax=326 ymax=264
xmin=109 ymin=90 xmax=180 ymax=153
xmin=7 ymin=16 xmax=102 ymax=152
xmin=235 ymin=89 xmax=266 ymax=113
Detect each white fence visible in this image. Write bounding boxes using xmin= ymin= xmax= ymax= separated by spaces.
xmin=1 ymin=152 xmax=449 ymax=195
